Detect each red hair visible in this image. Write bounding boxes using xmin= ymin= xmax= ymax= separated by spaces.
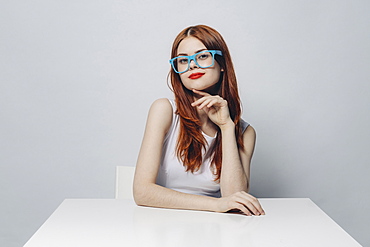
xmin=169 ymin=25 xmax=244 ymax=181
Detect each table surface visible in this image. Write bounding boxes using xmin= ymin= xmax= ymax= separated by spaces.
xmin=24 ymin=198 xmax=361 ymax=247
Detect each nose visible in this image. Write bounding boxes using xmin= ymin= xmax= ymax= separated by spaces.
xmin=189 ymin=58 xmax=198 ymax=70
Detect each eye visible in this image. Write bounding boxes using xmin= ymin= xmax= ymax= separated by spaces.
xmin=178 ymin=58 xmax=189 ymax=64
xmin=197 ymin=53 xmax=211 ymax=60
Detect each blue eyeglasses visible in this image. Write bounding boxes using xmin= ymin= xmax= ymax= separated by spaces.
xmin=169 ymin=50 xmax=223 ymax=74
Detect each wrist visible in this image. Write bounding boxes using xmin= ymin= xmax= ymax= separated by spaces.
xmin=219 ymin=119 xmax=235 ymax=132
xmin=212 ymin=197 xmax=222 ymax=213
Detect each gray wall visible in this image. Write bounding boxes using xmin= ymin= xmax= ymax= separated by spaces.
xmin=1 ymin=1 xmax=369 ymax=246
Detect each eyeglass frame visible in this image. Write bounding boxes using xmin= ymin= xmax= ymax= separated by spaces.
xmin=169 ymin=50 xmax=223 ymax=74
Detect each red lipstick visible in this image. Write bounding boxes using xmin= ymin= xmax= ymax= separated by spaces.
xmin=189 ymin=73 xmax=205 ymax=79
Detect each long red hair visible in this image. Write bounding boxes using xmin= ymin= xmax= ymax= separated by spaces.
xmin=169 ymin=25 xmax=244 ymax=181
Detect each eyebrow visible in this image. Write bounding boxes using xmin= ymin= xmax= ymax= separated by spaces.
xmin=177 ymin=48 xmax=207 ymax=57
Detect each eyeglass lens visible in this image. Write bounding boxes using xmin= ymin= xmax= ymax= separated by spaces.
xmin=174 ymin=51 xmax=214 ymax=73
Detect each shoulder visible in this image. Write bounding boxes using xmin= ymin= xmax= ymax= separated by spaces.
xmin=242 ymin=124 xmax=256 ymax=149
xmin=150 ymin=98 xmax=173 ymax=113
xmin=240 ymin=119 xmax=255 ymax=136
xmin=243 ymin=125 xmax=256 ymax=139
xmin=240 ymin=118 xmax=255 ymax=137
xmin=146 ymin=98 xmax=173 ymax=134
xmin=240 ymin=119 xmax=256 ymax=146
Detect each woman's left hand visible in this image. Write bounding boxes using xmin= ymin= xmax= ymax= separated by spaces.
xmin=191 ymin=89 xmax=233 ymax=128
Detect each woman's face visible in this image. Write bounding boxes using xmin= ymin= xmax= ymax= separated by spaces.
xmin=176 ymin=37 xmax=222 ymax=93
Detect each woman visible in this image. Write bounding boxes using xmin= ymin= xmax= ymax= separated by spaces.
xmin=133 ymin=25 xmax=265 ymax=216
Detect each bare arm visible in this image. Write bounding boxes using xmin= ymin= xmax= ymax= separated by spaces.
xmin=191 ymin=90 xmax=264 ymax=215
xmin=219 ymin=123 xmax=256 ymax=196
xmin=133 ymin=99 xmax=219 ymax=212
xmin=134 ymin=98 xmax=264 ymax=215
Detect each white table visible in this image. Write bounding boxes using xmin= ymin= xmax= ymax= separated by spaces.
xmin=24 ymin=198 xmax=361 ymax=247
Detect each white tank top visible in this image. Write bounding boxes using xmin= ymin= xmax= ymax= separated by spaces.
xmin=156 ymin=99 xmax=249 ymax=198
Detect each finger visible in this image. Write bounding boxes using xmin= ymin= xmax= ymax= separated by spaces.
xmin=195 ymin=97 xmax=220 ymax=109
xmin=245 ymin=194 xmax=265 ymax=215
xmin=193 ymin=97 xmax=218 ymax=110
xmin=191 ymin=97 xmax=209 ymax=107
xmin=231 ymin=202 xmax=252 ymax=216
xmin=198 ymin=98 xmax=213 ymax=110
xmin=202 ymin=98 xmax=222 ymax=110
xmin=237 ymin=197 xmax=260 ymax=216
xmin=237 ymin=203 xmax=253 ymax=216
xmin=241 ymin=192 xmax=265 ymax=215
xmin=232 ymin=192 xmax=260 ymax=216
xmin=191 ymin=97 xmax=210 ymax=108
xmin=207 ymin=97 xmax=223 ymax=108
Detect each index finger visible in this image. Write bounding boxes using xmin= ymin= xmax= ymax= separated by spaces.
xmin=240 ymin=192 xmax=265 ymax=215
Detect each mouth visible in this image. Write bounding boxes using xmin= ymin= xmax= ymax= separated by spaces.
xmin=188 ymin=72 xmax=205 ymax=79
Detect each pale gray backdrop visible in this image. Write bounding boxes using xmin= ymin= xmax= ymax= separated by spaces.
xmin=1 ymin=1 xmax=369 ymax=246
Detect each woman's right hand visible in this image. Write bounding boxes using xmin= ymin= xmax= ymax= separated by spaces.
xmin=216 ymin=191 xmax=265 ymax=216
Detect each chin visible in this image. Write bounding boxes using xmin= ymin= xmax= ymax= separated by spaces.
xmin=182 ymin=78 xmax=220 ymax=94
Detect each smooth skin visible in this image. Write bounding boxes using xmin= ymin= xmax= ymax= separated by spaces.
xmin=133 ymin=37 xmax=265 ymax=216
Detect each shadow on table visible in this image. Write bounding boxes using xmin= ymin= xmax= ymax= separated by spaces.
xmin=132 ymin=206 xmax=265 ymax=247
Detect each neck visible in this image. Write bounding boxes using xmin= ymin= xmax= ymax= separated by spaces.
xmin=204 ymin=81 xmax=221 ymax=95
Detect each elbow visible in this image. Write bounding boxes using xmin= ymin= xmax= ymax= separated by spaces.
xmin=133 ymin=182 xmax=152 ymax=207
xmin=133 ymin=184 xmax=144 ymax=206
xmin=133 ymin=195 xmax=146 ymax=207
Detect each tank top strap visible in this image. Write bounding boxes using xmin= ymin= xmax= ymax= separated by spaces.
xmin=240 ymin=118 xmax=250 ymax=133
xmin=167 ymin=99 xmax=176 ymax=113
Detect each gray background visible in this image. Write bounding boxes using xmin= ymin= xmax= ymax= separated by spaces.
xmin=1 ymin=1 xmax=369 ymax=246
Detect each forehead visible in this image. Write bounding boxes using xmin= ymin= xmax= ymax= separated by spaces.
xmin=177 ymin=37 xmax=206 ymax=55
